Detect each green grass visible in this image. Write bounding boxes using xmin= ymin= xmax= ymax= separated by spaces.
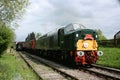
xmin=97 ymin=47 xmax=120 ymax=69
xmin=0 ymin=50 xmax=39 ymax=80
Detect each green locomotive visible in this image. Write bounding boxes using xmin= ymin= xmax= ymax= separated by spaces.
xmin=35 ymin=23 xmax=103 ymax=65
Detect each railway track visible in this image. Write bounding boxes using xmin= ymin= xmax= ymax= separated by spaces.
xmin=19 ymin=51 xmax=103 ymax=80
xmin=19 ymin=51 xmax=120 ymax=80
xmin=19 ymin=51 xmax=77 ymax=80
xmin=79 ymin=64 xmax=120 ymax=80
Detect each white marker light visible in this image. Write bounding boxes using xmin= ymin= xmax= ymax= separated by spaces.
xmin=77 ymin=51 xmax=84 ymax=56
xmin=97 ymin=51 xmax=103 ymax=56
xmin=76 ymin=34 xmax=79 ymax=37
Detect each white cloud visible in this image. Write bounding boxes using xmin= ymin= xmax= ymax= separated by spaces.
xmin=15 ymin=0 xmax=120 ymax=41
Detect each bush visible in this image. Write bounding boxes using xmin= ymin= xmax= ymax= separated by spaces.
xmin=0 ymin=26 xmax=15 ymax=55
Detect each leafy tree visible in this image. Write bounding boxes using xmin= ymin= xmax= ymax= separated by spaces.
xmin=25 ymin=32 xmax=41 ymax=41
xmin=25 ymin=32 xmax=36 ymax=41
xmin=0 ymin=25 xmax=15 ymax=55
xmin=25 ymin=34 xmax=30 ymax=41
xmin=0 ymin=0 xmax=29 ymax=27
xmin=95 ymin=29 xmax=107 ymax=40
xmin=30 ymin=32 xmax=35 ymax=40
xmin=0 ymin=0 xmax=29 ymax=55
xmin=35 ymin=33 xmax=41 ymax=40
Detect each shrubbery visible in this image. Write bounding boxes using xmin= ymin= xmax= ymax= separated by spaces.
xmin=0 ymin=0 xmax=29 ymax=56
xmin=0 ymin=25 xmax=15 ymax=55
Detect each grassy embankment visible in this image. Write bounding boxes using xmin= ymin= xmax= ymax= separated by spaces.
xmin=97 ymin=47 xmax=120 ymax=69
xmin=0 ymin=49 xmax=39 ymax=80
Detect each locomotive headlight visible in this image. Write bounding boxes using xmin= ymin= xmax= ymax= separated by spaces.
xmin=76 ymin=34 xmax=79 ymax=37
xmin=77 ymin=51 xmax=84 ymax=56
xmin=83 ymin=42 xmax=89 ymax=48
xmin=96 ymin=35 xmax=98 ymax=38
xmin=97 ymin=51 xmax=103 ymax=56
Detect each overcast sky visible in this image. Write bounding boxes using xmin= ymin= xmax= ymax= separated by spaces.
xmin=15 ymin=0 xmax=120 ymax=41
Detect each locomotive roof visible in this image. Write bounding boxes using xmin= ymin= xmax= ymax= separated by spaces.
xmin=38 ymin=23 xmax=87 ymax=38
xmin=64 ymin=23 xmax=86 ymax=29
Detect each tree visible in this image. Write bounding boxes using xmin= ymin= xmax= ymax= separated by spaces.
xmin=0 ymin=25 xmax=15 ymax=55
xmin=0 ymin=0 xmax=29 ymax=28
xmin=25 ymin=32 xmax=35 ymax=41
xmin=35 ymin=33 xmax=41 ymax=40
xmin=25 ymin=32 xmax=42 ymax=41
xmin=25 ymin=34 xmax=29 ymax=41
xmin=0 ymin=0 xmax=29 ymax=55
xmin=95 ymin=29 xmax=107 ymax=40
xmin=30 ymin=32 xmax=35 ymax=40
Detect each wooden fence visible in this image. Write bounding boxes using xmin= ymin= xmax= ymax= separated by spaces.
xmin=98 ymin=39 xmax=120 ymax=48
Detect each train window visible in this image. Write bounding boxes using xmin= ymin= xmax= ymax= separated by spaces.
xmin=64 ymin=24 xmax=74 ymax=34
xmin=73 ymin=24 xmax=80 ymax=30
xmin=73 ymin=24 xmax=85 ymax=30
xmin=64 ymin=23 xmax=86 ymax=34
xmin=93 ymin=31 xmax=98 ymax=39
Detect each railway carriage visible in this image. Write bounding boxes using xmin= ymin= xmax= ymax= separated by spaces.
xmin=16 ymin=42 xmax=25 ymax=51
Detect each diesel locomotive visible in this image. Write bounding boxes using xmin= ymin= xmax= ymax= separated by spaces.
xmin=16 ymin=23 xmax=103 ymax=66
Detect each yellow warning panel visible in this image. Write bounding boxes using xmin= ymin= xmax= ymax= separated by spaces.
xmin=76 ymin=40 xmax=98 ymax=51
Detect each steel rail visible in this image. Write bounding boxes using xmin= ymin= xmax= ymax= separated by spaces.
xmin=28 ymin=53 xmax=78 ymax=80
xmin=92 ymin=64 xmax=120 ymax=74
xmin=18 ymin=52 xmax=42 ymax=80
xmin=21 ymin=51 xmax=78 ymax=80
xmin=79 ymin=66 xmax=120 ymax=80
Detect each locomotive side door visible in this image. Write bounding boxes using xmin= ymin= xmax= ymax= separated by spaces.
xmin=58 ymin=29 xmax=64 ymax=49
